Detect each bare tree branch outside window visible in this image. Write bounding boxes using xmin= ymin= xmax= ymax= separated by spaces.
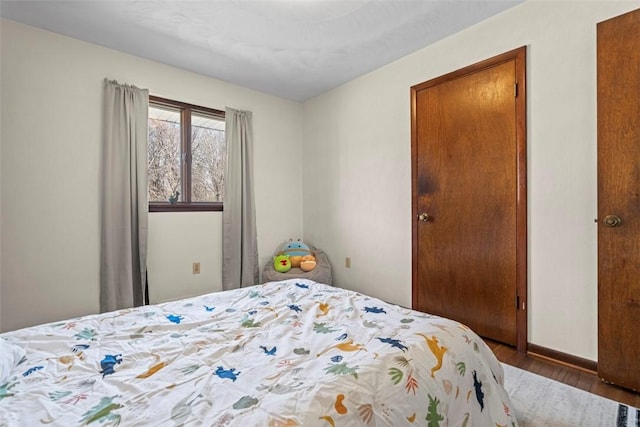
xmin=191 ymin=114 xmax=225 ymax=202
xmin=147 ymin=99 xmax=225 ymax=211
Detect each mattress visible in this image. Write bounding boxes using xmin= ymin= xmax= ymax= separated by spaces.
xmin=0 ymin=279 xmax=518 ymax=426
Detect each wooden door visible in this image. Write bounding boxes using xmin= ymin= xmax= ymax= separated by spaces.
xmin=597 ymin=8 xmax=640 ymax=392
xmin=411 ymin=48 xmax=527 ymax=350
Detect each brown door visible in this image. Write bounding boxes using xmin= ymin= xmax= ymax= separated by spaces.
xmin=597 ymin=8 xmax=640 ymax=392
xmin=411 ymin=48 xmax=527 ymax=349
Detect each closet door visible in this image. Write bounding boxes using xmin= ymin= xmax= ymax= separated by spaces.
xmin=597 ymin=8 xmax=640 ymax=392
xmin=411 ymin=47 xmax=527 ymax=349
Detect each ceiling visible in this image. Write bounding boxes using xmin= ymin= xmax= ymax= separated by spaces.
xmin=0 ymin=0 xmax=523 ymax=101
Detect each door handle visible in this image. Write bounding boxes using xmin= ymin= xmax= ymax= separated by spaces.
xmin=418 ymin=213 xmax=430 ymax=222
xmin=603 ymin=215 xmax=621 ymax=227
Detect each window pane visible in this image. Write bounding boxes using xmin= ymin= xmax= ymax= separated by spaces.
xmin=191 ymin=113 xmax=225 ymax=202
xmin=148 ymin=106 xmax=182 ymax=203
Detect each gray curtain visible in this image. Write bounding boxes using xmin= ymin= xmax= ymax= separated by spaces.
xmin=222 ymin=107 xmax=259 ymax=290
xmin=100 ymin=79 xmax=149 ymax=312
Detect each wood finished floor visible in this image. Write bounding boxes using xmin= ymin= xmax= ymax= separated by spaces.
xmin=484 ymin=340 xmax=640 ymax=408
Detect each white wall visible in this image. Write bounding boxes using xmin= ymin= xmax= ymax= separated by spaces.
xmin=0 ymin=19 xmax=303 ymax=331
xmin=302 ymin=0 xmax=639 ymax=361
xmin=147 ymin=213 xmax=223 ymax=304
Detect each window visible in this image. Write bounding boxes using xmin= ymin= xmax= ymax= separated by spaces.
xmin=148 ymin=96 xmax=225 ymax=212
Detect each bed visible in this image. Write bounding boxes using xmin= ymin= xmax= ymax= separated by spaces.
xmin=0 ymin=279 xmax=518 ymax=426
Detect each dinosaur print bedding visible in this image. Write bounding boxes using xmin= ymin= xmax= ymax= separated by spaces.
xmin=0 ymin=279 xmax=518 ymax=426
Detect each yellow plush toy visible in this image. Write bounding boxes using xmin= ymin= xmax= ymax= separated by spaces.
xmin=300 ymin=255 xmax=316 ymax=272
xmin=290 ymin=255 xmax=303 ymax=268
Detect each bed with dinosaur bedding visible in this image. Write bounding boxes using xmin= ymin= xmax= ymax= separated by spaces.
xmin=0 ymin=279 xmax=517 ymax=426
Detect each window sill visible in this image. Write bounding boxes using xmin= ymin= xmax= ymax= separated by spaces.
xmin=149 ymin=203 xmax=223 ymax=213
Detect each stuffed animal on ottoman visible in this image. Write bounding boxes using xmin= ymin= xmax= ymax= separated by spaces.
xmin=280 ymin=240 xmax=312 ymax=257
xmin=273 ymin=254 xmax=292 ymax=273
xmin=300 ymin=255 xmax=316 ymax=272
xmin=280 ymin=240 xmax=313 ymax=269
xmin=262 ymin=240 xmax=332 ymax=285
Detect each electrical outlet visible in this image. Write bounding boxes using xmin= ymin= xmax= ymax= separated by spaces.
xmin=345 ymin=257 xmax=351 ymax=268
xmin=192 ymin=262 xmax=201 ymax=274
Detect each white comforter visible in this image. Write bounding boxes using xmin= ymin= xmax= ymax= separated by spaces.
xmin=0 ymin=279 xmax=517 ymax=426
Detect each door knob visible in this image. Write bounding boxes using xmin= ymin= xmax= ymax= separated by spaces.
xmin=603 ymin=215 xmax=621 ymax=227
xmin=418 ymin=213 xmax=430 ymax=222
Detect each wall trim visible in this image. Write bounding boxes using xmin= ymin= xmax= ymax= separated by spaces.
xmin=527 ymin=343 xmax=597 ymax=373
